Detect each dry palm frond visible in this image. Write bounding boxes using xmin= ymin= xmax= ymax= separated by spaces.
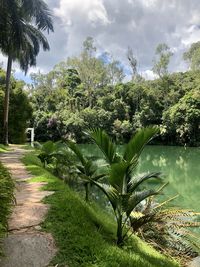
xmin=130 ymin=195 xmax=200 ymax=263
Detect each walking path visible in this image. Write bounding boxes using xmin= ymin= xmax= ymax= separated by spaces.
xmin=0 ymin=145 xmax=57 ymax=267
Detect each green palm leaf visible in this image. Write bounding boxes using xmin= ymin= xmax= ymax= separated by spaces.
xmin=128 ymin=172 xmax=162 ymax=192
xmin=41 ymin=140 xmax=55 ymax=154
xmin=22 ymin=0 xmax=54 ymax=32
xmin=93 ymin=173 xmax=107 ymax=181
xmin=66 ymin=140 xmax=86 ymax=166
xmin=91 ymin=181 xmax=118 ymax=211
xmin=109 ymin=162 xmax=129 ymax=192
xmin=126 ymin=189 xmax=159 ymax=216
xmin=87 ymin=128 xmax=120 ymax=164
xmin=124 ymin=126 xmax=159 ymax=162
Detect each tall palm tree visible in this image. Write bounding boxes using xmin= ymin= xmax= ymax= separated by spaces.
xmin=0 ymin=0 xmax=54 ymax=145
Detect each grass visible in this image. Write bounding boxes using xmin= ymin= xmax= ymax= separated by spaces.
xmin=0 ymin=144 xmax=10 ymax=153
xmin=0 ymin=143 xmax=33 ymax=153
xmin=22 ymin=152 xmax=180 ymax=267
xmin=0 ymin=162 xmax=15 ymax=256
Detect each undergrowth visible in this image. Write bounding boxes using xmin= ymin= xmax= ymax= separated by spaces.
xmin=0 ymin=162 xmax=15 ymax=256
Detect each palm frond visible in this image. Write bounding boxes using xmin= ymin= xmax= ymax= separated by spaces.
xmin=22 ymin=0 xmax=54 ymax=32
xmin=91 ymin=181 xmax=118 ymax=211
xmin=84 ymin=160 xmax=96 ymax=176
xmin=128 ymin=172 xmax=162 ymax=192
xmin=153 ymin=195 xmax=179 ymax=210
xmin=41 ymin=140 xmax=55 ymax=154
xmin=93 ymin=173 xmax=107 ymax=181
xmin=17 ymin=22 xmax=50 ymax=72
xmin=126 ymin=189 xmax=159 ymax=217
xmin=130 ymin=194 xmax=200 ymax=261
xmin=87 ymin=128 xmax=120 ymax=164
xmin=0 ymin=0 xmax=23 ymax=51
xmin=109 ymin=162 xmax=129 ymax=192
xmin=124 ymin=126 xmax=159 ymax=162
xmin=66 ymin=140 xmax=86 ymax=166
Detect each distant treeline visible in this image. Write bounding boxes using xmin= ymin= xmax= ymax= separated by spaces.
xmin=30 ymin=67 xmax=200 ymax=146
xmin=0 ymin=36 xmax=200 ymax=146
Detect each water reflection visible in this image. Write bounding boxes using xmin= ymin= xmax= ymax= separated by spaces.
xmin=138 ymin=146 xmax=200 ymax=210
xmin=79 ymin=144 xmax=200 ymax=211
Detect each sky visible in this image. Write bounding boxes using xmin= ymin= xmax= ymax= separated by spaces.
xmin=1 ymin=0 xmax=200 ymax=83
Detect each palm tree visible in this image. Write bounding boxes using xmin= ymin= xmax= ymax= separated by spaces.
xmin=88 ymin=127 xmax=164 ymax=245
xmin=0 ymin=0 xmax=53 ymax=145
xmin=66 ymin=140 xmax=106 ymax=202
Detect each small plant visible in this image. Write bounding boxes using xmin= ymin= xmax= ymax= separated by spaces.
xmin=36 ymin=140 xmax=78 ymax=183
xmin=36 ymin=141 xmax=58 ymax=167
xmin=87 ymin=127 xmax=163 ymax=245
xmin=66 ymin=140 xmax=106 ymax=201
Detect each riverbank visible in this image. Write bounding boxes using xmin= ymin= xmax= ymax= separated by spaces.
xmin=0 ymin=145 xmax=10 ymax=153
xmin=21 ymin=151 xmax=179 ymax=267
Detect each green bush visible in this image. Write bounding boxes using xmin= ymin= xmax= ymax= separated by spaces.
xmin=0 ymin=162 xmax=15 ymax=255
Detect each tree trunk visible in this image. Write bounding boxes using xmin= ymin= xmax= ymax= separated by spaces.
xmin=117 ymin=215 xmax=123 ymax=246
xmin=85 ymin=183 xmax=89 ymax=202
xmin=3 ymin=55 xmax=12 ymax=145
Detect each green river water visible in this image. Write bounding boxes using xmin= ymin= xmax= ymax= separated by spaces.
xmin=80 ymin=145 xmax=200 ymax=211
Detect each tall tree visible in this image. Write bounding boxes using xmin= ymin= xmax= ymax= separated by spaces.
xmin=127 ymin=47 xmax=138 ymax=80
xmin=0 ymin=0 xmax=53 ymax=145
xmin=183 ymin=41 xmax=200 ymax=70
xmin=152 ymin=43 xmax=173 ymax=78
xmin=107 ymin=57 xmax=125 ymax=85
xmin=68 ymin=37 xmax=108 ymax=107
xmin=127 ymin=47 xmax=143 ymax=82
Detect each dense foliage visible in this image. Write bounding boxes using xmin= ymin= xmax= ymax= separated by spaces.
xmin=0 ymin=162 xmax=15 ymax=255
xmin=0 ymin=68 xmax=33 ymax=143
xmin=30 ymin=39 xmax=200 ymax=146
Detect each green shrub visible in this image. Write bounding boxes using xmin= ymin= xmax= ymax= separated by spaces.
xmin=0 ymin=162 xmax=15 ymax=255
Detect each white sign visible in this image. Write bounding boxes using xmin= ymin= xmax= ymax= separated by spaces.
xmin=26 ymin=128 xmax=34 ymax=147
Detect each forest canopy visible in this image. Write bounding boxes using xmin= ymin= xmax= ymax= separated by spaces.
xmin=0 ymin=38 xmax=199 ymax=146
xmin=29 ymin=39 xmax=200 ymax=146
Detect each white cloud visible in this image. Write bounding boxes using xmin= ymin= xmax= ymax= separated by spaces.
xmin=181 ymin=25 xmax=200 ymax=46
xmin=139 ymin=0 xmax=158 ymax=8
xmin=1 ymin=0 xmax=200 ymax=81
xmin=54 ymin=0 xmax=110 ymax=26
xmin=141 ymin=70 xmax=157 ymax=80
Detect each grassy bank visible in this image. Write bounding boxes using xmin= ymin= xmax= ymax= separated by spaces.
xmin=0 ymin=162 xmax=15 ymax=255
xmin=0 ymin=144 xmax=9 ymax=153
xmin=22 ymin=152 xmax=180 ymax=267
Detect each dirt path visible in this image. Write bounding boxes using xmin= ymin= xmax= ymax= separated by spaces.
xmin=0 ymin=145 xmax=57 ymax=267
